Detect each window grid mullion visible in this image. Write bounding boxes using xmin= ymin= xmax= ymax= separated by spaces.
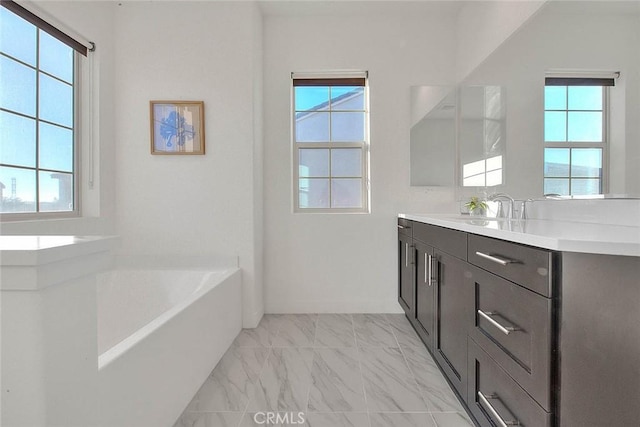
xmin=35 ymin=28 xmax=40 ymax=212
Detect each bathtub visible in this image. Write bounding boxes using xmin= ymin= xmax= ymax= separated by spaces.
xmin=97 ymin=265 xmax=242 ymax=427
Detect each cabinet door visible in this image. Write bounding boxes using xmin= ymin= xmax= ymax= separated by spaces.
xmin=415 ymin=241 xmax=435 ymax=349
xmin=433 ymin=250 xmax=471 ymax=400
xmin=398 ymin=233 xmax=415 ymax=317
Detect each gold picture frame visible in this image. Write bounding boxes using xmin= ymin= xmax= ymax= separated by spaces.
xmin=150 ymin=101 xmax=205 ymax=155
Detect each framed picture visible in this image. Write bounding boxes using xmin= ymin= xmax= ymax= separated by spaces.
xmin=150 ymin=101 xmax=205 ymax=155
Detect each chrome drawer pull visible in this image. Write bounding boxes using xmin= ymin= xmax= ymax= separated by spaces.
xmin=397 ymin=224 xmax=410 ymax=229
xmin=475 ymin=251 xmax=517 ymax=266
xmin=478 ymin=310 xmax=520 ymax=335
xmin=478 ymin=391 xmax=521 ymax=427
xmin=405 ymin=243 xmax=409 ymax=267
xmin=425 ymin=253 xmax=429 ymax=284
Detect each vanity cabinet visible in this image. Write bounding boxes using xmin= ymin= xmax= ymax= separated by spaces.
xmin=397 ymin=219 xmax=415 ymax=317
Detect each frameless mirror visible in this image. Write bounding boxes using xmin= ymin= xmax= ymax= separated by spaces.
xmin=459 ymin=85 xmax=506 ymax=188
xmin=409 ymin=86 xmax=456 ymax=186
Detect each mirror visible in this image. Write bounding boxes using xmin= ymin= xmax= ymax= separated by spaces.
xmin=459 ymin=85 xmax=505 ymax=188
xmin=409 ymin=86 xmax=455 ymax=186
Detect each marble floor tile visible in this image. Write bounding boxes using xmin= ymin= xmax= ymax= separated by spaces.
xmin=307 ymin=348 xmax=366 ymax=412
xmin=360 ymin=347 xmax=428 ymax=412
xmin=431 ymin=412 xmax=475 ymax=427
xmin=248 ymin=347 xmax=315 ymax=411
xmin=314 ymin=314 xmax=355 ymax=348
xmin=401 ymin=345 xmax=465 ymax=413
xmin=173 ymin=412 xmax=243 ymax=427
xmin=353 ymin=314 xmax=398 ymax=348
xmin=186 ymin=346 xmax=269 ymax=412
xmin=369 ymin=412 xmax=436 ymax=427
xmin=272 ymin=314 xmax=318 ymax=348
xmin=306 ymin=412 xmax=369 ymax=427
xmin=234 ymin=314 xmax=282 ymax=348
xmin=386 ymin=314 xmax=424 ymax=348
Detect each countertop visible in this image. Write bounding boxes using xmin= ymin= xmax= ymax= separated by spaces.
xmin=399 ymin=213 xmax=640 ymax=257
xmin=0 ymin=235 xmax=118 ymax=266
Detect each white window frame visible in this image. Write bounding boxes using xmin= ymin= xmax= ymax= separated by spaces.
xmin=543 ymin=77 xmax=611 ymax=196
xmin=0 ymin=2 xmax=89 ymax=220
xmin=291 ymin=72 xmax=370 ymax=213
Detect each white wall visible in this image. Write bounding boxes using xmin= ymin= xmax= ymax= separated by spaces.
xmin=113 ymin=1 xmax=264 ymax=327
xmin=262 ymin=5 xmax=459 ymax=313
xmin=462 ymin=1 xmax=640 ymax=199
xmin=0 ymin=1 xmax=117 ymax=236
xmin=455 ymin=0 xmax=546 ymax=81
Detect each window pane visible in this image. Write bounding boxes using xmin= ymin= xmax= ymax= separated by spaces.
xmin=0 ymin=8 xmax=36 ymax=66
xmin=544 ymin=148 xmax=570 ymax=177
xmin=0 ymin=56 xmax=36 ymax=116
xmin=544 ymin=178 xmax=569 ymax=196
xmin=568 ymin=86 xmax=602 ymax=110
xmin=331 ymin=148 xmax=362 ymax=177
xmin=330 ymin=87 xmax=364 ymax=110
xmin=39 ymin=74 xmax=73 ymax=128
xmin=39 ymin=30 xmax=73 ymax=84
xmin=571 ymin=148 xmax=602 ymax=178
xmin=331 ymin=112 xmax=364 ymax=142
xmin=544 ymin=112 xmax=566 ymax=141
xmin=39 ymin=123 xmax=73 ymax=172
xmin=296 ymin=112 xmax=329 ymax=142
xmin=331 ymin=178 xmax=362 ymax=208
xmin=39 ymin=171 xmax=73 ymax=212
xmin=571 ymin=178 xmax=601 ymax=196
xmin=544 ymin=86 xmax=566 ymax=110
xmin=567 ymin=112 xmax=602 ymax=142
xmin=295 ymin=87 xmax=329 ymax=111
xmin=299 ymin=149 xmax=329 ymax=177
xmin=0 ymin=166 xmax=36 ymax=212
xmin=299 ymin=178 xmax=329 ymax=208
xmin=0 ymin=110 xmax=36 ymax=167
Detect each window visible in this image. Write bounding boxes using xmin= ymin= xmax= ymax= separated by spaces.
xmin=543 ymin=76 xmax=613 ymax=196
xmin=292 ymin=73 xmax=369 ymax=212
xmin=0 ymin=1 xmax=89 ymax=215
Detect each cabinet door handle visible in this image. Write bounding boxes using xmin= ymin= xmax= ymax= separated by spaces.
xmin=397 ymin=224 xmax=411 ymax=230
xmin=405 ymin=243 xmax=409 ymax=267
xmin=477 ymin=391 xmax=521 ymax=427
xmin=475 ymin=251 xmax=518 ymax=266
xmin=477 ymin=310 xmax=520 ymax=335
xmin=425 ymin=253 xmax=429 ymax=284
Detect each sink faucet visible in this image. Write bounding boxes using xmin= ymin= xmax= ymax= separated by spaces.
xmin=488 ymin=193 xmax=515 ymax=220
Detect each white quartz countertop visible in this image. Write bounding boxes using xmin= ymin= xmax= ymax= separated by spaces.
xmin=0 ymin=235 xmax=118 ymax=266
xmin=399 ymin=214 xmax=640 ymax=257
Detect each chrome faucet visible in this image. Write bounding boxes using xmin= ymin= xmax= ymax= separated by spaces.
xmin=488 ymin=193 xmax=515 ymax=220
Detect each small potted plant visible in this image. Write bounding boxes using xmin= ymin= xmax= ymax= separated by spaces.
xmin=465 ymin=196 xmax=488 ymax=216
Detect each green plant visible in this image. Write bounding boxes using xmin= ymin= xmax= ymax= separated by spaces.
xmin=465 ymin=196 xmax=488 ymax=212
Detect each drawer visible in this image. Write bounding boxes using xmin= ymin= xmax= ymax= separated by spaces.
xmin=468 ymin=338 xmax=552 ymax=427
xmin=397 ymin=218 xmax=413 ymax=237
xmin=413 ymin=222 xmax=466 ymax=260
xmin=467 ymin=265 xmax=553 ymax=411
xmin=468 ymin=234 xmax=556 ymax=297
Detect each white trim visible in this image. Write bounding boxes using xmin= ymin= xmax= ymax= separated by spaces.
xmin=291 ymin=70 xmax=368 ymax=80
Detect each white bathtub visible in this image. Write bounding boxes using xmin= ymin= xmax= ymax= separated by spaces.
xmin=97 ymin=266 xmax=242 ymax=427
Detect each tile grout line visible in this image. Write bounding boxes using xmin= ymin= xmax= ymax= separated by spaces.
xmin=388 ymin=314 xmax=433 ymax=414
xmin=351 ymin=314 xmax=373 ymax=427
xmin=303 ymin=313 xmax=320 ymax=416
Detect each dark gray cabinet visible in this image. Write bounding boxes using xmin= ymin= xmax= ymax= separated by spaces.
xmin=432 ymin=249 xmax=471 ymax=400
xmin=414 ymin=241 xmax=435 ymax=350
xmin=398 ymin=231 xmax=415 ymax=317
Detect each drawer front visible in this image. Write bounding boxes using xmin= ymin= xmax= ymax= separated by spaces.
xmin=468 ymin=234 xmax=555 ymax=297
xmin=467 ymin=265 xmax=553 ymax=410
xmin=468 ymin=338 xmax=552 ymax=427
xmin=397 ymin=218 xmax=413 ymax=237
xmin=413 ymin=222 xmax=467 ymax=260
